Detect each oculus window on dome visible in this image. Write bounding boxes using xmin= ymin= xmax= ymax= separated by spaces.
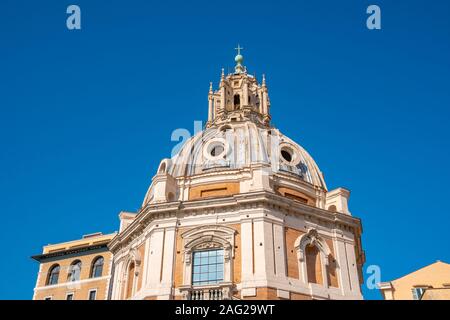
xmin=281 ymin=149 xmax=293 ymax=163
xmin=211 ymin=145 xmax=224 ymax=157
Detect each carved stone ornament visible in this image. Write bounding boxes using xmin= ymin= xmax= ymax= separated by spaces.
xmin=129 ymin=248 xmax=142 ymax=276
xmin=295 ymin=228 xmax=331 ymax=263
xmin=195 ymin=242 xmax=221 ymax=250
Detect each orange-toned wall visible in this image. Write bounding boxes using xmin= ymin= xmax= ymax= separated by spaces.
xmin=290 ymin=292 xmax=312 ymax=300
xmin=231 ymin=224 xmax=241 ymax=284
xmin=276 ymin=187 xmax=315 ymax=206
xmin=34 ymin=250 xmax=112 ymax=300
xmin=245 ymin=287 xmax=279 ymax=300
xmin=189 ymin=182 xmax=240 ymax=200
xmin=285 ymin=227 xmax=304 ymax=279
xmin=125 ymin=263 xmax=135 ymax=299
xmin=305 ymin=245 xmax=323 ymax=284
xmin=389 ymin=262 xmax=450 ymax=300
xmin=173 ymin=227 xmax=184 ymax=288
xmin=245 ymin=287 xmax=311 ymax=300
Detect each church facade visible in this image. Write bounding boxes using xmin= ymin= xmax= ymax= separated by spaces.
xmin=32 ymin=51 xmax=365 ymax=300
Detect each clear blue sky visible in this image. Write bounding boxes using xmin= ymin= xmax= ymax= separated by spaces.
xmin=1 ymin=0 xmax=449 ymax=300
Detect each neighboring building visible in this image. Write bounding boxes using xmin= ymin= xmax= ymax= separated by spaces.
xmin=421 ymin=287 xmax=450 ymax=300
xmin=32 ymin=50 xmax=366 ymax=300
xmin=32 ymin=232 xmax=115 ymax=300
xmin=378 ymin=261 xmax=450 ymax=300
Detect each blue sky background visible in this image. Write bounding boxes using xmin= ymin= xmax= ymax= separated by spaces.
xmin=1 ymin=0 xmax=449 ymax=299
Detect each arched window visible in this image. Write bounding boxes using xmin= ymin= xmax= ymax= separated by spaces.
xmin=181 ymin=226 xmax=235 ymax=286
xmin=305 ymin=244 xmax=323 ymax=284
xmin=233 ymin=94 xmax=240 ymax=109
xmin=158 ymin=162 xmax=166 ymax=174
xmin=67 ymin=260 xmax=82 ymax=282
xmin=46 ymin=264 xmax=60 ymax=286
xmin=90 ymin=256 xmax=104 ymax=278
xmin=125 ymin=262 xmax=135 ymax=299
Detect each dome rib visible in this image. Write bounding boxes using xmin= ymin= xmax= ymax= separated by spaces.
xmin=164 ymin=123 xmax=327 ymax=190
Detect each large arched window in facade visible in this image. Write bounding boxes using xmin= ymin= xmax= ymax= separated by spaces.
xmin=192 ymin=249 xmax=224 ymax=286
xmin=46 ymin=264 xmax=60 ymax=286
xmin=179 ymin=225 xmax=236 ymax=300
xmin=67 ymin=260 xmax=82 ymax=282
xmin=90 ymin=256 xmax=104 ymax=278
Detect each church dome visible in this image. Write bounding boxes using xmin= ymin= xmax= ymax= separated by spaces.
xmin=144 ymin=50 xmax=329 ymax=207
xmin=164 ymin=122 xmax=327 ymax=190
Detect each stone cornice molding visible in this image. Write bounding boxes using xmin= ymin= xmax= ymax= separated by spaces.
xmin=108 ymin=191 xmax=362 ymax=253
xmin=32 ymin=244 xmax=109 ymax=262
xmin=177 ymin=168 xmax=253 ymax=186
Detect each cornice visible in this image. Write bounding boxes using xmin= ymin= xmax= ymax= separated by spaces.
xmin=31 ymin=243 xmax=109 ymax=262
xmin=108 ymin=191 xmax=362 ymax=253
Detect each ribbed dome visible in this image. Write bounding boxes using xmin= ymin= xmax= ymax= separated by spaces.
xmin=162 ymin=122 xmax=327 ymax=190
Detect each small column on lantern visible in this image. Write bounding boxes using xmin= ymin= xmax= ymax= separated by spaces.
xmin=208 ymin=82 xmax=214 ymax=122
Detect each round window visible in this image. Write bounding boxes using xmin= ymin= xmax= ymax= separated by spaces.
xmin=280 ymin=145 xmax=299 ymax=165
xmin=281 ymin=149 xmax=292 ymax=162
xmin=211 ymin=145 xmax=224 ymax=157
xmin=203 ymin=138 xmax=229 ymax=161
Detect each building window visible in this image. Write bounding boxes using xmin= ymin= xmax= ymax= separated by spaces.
xmin=233 ymin=94 xmax=240 ymax=109
xmin=46 ymin=264 xmax=60 ymax=286
xmin=88 ymin=289 xmax=97 ymax=300
xmin=281 ymin=150 xmax=292 ymax=162
xmin=66 ymin=293 xmax=74 ymax=300
xmin=192 ymin=249 xmax=224 ymax=286
xmin=412 ymin=287 xmax=427 ymax=300
xmin=90 ymin=256 xmax=104 ymax=278
xmin=280 ymin=146 xmax=295 ymax=164
xmin=68 ymin=260 xmax=82 ymax=282
xmin=211 ymin=145 xmax=224 ymax=157
xmin=44 ymin=296 xmax=52 ymax=300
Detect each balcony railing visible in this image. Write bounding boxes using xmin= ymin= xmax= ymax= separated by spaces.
xmin=179 ymin=282 xmax=234 ymax=300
